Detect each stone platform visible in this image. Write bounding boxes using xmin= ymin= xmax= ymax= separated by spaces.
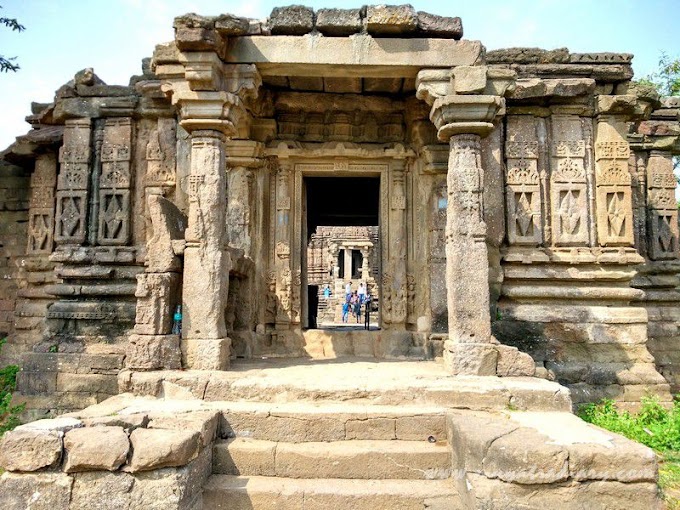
xmin=0 ymin=360 xmax=663 ymax=509
xmin=119 ymin=358 xmax=571 ymax=411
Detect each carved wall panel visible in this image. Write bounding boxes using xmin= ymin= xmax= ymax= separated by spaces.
xmin=226 ymin=168 xmax=252 ymax=253
xmin=55 ymin=119 xmax=92 ymax=244
xmin=647 ymin=151 xmax=679 ymax=259
xmin=98 ymin=118 xmax=133 ymax=245
xmin=505 ymin=116 xmax=542 ymax=245
xmin=594 ymin=139 xmax=634 ymax=246
xmin=27 ymin=154 xmax=57 ymax=254
xmin=550 ymin=118 xmax=590 ymax=246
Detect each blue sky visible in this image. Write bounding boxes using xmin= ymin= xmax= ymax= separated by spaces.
xmin=1 ymin=0 xmax=679 ymax=150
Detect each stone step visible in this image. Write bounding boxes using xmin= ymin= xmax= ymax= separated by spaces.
xmin=214 ymin=438 xmax=451 ymax=480
xmin=217 ymin=401 xmax=448 ymax=443
xmin=202 ymin=475 xmax=463 ymax=509
xmin=120 ymin=360 xmax=572 ymax=412
xmin=301 ymin=329 xmax=422 ymax=359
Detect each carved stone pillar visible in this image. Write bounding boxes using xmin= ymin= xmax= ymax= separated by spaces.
xmin=428 ymin=93 xmax=504 ymax=375
xmin=360 ymin=248 xmax=370 ymax=282
xmin=344 ymin=248 xmax=352 ymax=281
xmin=225 ymin=140 xmax=263 ymax=255
xmin=182 ymin=129 xmax=231 ymax=369
xmin=383 ymin=161 xmax=408 ymax=327
xmin=274 ymin=162 xmax=293 ymax=328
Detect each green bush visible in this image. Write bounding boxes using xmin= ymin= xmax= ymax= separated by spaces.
xmin=579 ymin=396 xmax=680 ymax=452
xmin=0 ymin=338 xmax=24 ymax=436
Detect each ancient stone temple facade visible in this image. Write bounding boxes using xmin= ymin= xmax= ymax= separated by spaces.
xmin=0 ymin=4 xmax=678 ymax=421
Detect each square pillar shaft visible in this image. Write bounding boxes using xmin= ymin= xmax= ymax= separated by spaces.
xmin=182 ymin=129 xmax=231 ymax=369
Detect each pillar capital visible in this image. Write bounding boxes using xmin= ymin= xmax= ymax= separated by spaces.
xmin=416 ymin=66 xmax=514 ymax=141
xmin=171 ymin=91 xmax=246 ymax=136
xmin=430 ymin=95 xmax=504 ymax=140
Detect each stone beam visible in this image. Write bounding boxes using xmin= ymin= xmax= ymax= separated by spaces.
xmin=223 ymin=35 xmax=483 ymax=78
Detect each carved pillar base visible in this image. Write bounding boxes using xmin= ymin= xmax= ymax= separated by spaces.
xmin=182 ymin=338 xmax=232 ymax=371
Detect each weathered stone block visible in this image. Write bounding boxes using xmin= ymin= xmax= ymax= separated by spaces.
xmin=214 ymin=14 xmax=250 ymax=36
xmin=0 ymin=429 xmax=62 ymax=472
xmin=396 ymin=415 xmax=447 ymax=442
xmin=496 ymin=345 xmax=536 ymax=377
xmin=181 ymin=338 xmax=231 ymax=370
xmin=483 ymin=428 xmax=569 ymax=484
xmin=148 ymin=410 xmax=219 ymax=448
xmin=83 ymin=413 xmax=149 ymax=432
xmin=366 ymin=4 xmax=418 ymax=35
xmin=146 ymin=195 xmax=186 ymax=273
xmin=173 ymin=14 xmax=217 ymax=51
xmin=268 ymin=5 xmax=314 ymax=35
xmin=443 ymin=341 xmax=498 ymax=376
xmin=0 ymin=472 xmax=72 ymax=509
xmin=15 ymin=416 xmax=83 ymax=432
xmin=568 ymin=439 xmax=657 ymax=482
xmin=71 ymin=472 xmax=135 ymax=510
xmin=128 ymin=428 xmax=201 ymax=472
xmin=134 ymin=272 xmax=180 ymax=335
xmin=448 ymin=411 xmax=519 ymax=473
xmin=17 ymin=371 xmax=57 ymax=395
xmin=417 ymin=11 xmax=463 ymax=39
xmin=346 ymin=418 xmax=395 ymax=440
xmin=213 ymin=438 xmax=276 ymax=475
xmin=64 ymin=426 xmax=129 ymax=472
xmin=315 ymin=8 xmax=362 ymax=36
xmin=127 ymin=334 xmax=181 ymax=370
xmin=452 ymin=66 xmax=487 ymax=94
xmin=57 ymin=373 xmax=118 ymax=395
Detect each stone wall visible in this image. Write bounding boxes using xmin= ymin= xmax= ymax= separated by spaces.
xmin=0 ymin=162 xmax=30 ymax=366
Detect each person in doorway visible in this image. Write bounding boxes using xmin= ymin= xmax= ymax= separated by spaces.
xmin=353 ymin=293 xmax=362 ymax=323
xmin=357 ymin=282 xmax=366 ymax=304
xmin=323 ymin=284 xmax=331 ymax=300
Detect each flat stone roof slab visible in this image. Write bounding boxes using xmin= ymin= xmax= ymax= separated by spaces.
xmin=224 ymin=34 xmax=483 ymax=77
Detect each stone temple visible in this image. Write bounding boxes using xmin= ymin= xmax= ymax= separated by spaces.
xmin=0 ymin=5 xmax=678 ymax=509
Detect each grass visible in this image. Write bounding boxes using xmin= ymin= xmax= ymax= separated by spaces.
xmin=579 ymin=397 xmax=680 ymax=506
xmin=0 ymin=337 xmax=24 ymax=437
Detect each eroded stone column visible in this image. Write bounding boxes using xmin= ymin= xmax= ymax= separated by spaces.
xmin=443 ymin=134 xmax=497 ymax=373
xmin=182 ymin=130 xmax=231 ymax=369
xmin=428 ymin=92 xmax=504 ymax=375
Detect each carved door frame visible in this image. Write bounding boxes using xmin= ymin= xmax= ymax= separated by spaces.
xmin=292 ymin=160 xmax=388 ymax=330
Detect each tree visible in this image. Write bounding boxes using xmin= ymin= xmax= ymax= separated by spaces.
xmin=637 ymin=52 xmax=680 ymax=98
xmin=0 ymin=5 xmax=25 ymax=73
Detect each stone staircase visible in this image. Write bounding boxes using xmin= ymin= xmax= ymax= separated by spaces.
xmin=0 ymin=360 xmax=663 ymax=509
xmin=205 ymin=402 xmax=461 ymax=508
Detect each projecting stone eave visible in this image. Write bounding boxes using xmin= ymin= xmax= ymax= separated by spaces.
xmin=221 ymin=34 xmax=484 ymax=79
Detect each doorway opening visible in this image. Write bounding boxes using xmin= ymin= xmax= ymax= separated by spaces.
xmin=303 ymin=176 xmax=381 ymax=330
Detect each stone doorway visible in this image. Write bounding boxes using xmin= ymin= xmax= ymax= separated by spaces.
xmin=301 ymin=176 xmax=381 ymax=329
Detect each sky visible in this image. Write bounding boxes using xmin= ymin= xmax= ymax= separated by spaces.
xmin=0 ymin=0 xmax=679 ymax=151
